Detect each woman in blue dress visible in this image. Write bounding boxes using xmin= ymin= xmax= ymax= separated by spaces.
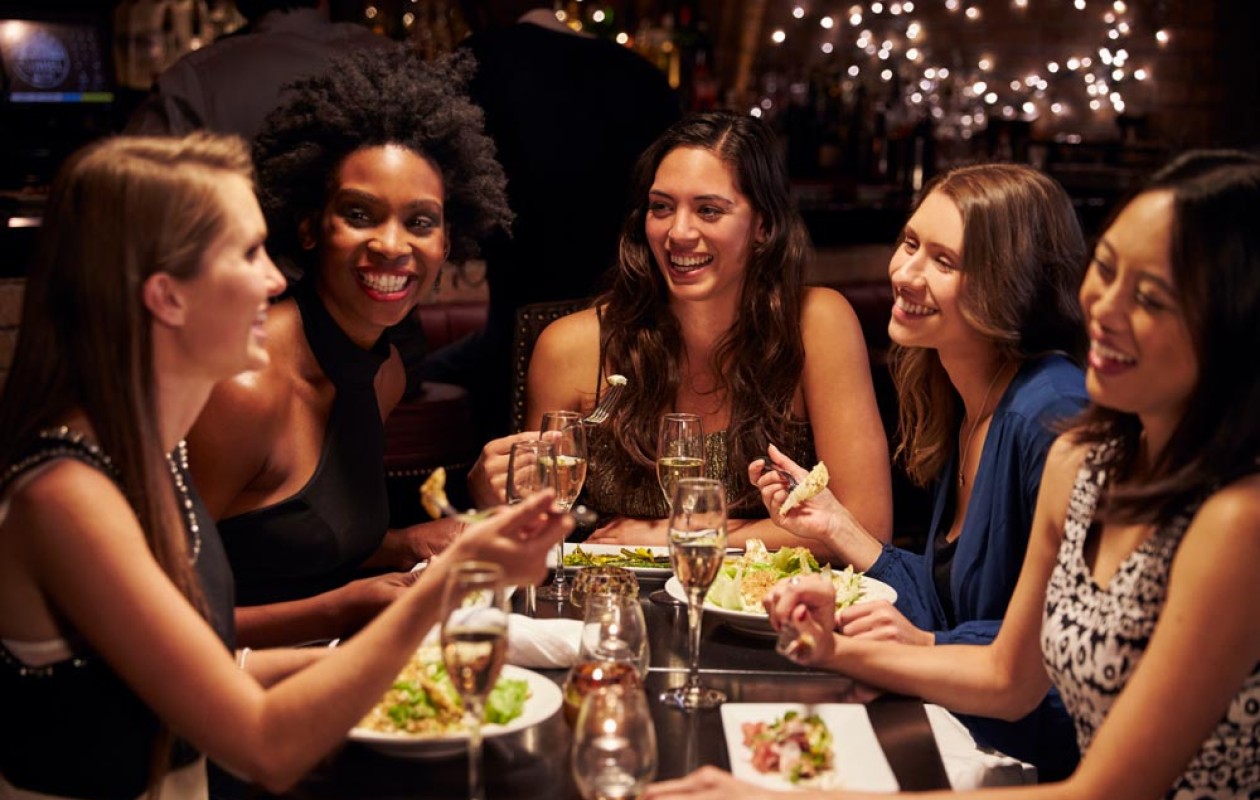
xmin=756 ymin=163 xmax=1088 ymax=780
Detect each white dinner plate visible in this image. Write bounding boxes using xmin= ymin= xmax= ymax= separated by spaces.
xmin=348 ymin=664 xmax=562 ymax=760
xmin=549 ymin=543 xmax=675 ymax=578
xmin=664 ymin=574 xmax=898 ymax=638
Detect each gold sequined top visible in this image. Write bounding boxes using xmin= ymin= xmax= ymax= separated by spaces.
xmin=582 ymin=421 xmax=816 ymax=521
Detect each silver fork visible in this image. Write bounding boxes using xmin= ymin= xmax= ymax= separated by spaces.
xmin=764 ymin=452 xmax=799 ymax=490
xmin=583 ymin=376 xmax=627 ymax=425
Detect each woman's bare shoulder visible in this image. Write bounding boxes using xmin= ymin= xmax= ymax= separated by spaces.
xmin=801 ymin=286 xmax=863 ymax=335
xmin=535 ymin=306 xmax=601 ymax=359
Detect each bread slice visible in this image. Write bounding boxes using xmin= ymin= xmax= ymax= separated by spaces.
xmin=778 ymin=460 xmax=829 ymax=515
xmin=419 ymin=466 xmax=450 ymax=520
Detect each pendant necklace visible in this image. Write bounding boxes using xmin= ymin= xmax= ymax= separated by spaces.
xmin=958 ymin=363 xmax=1009 ymax=489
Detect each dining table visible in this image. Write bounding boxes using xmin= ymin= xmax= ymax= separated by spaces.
xmin=262 ymin=573 xmax=1022 ymax=800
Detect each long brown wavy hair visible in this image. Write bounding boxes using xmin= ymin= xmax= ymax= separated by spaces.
xmin=1070 ymin=150 xmax=1260 ymax=524
xmin=0 ymin=132 xmax=254 ymax=792
xmin=596 ymin=111 xmax=812 ymax=506
xmin=892 ymin=163 xmax=1087 ymax=486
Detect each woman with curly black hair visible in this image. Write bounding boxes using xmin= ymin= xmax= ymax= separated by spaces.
xmin=525 ymin=111 xmax=893 ymax=549
xmin=187 ymin=46 xmax=518 ymax=647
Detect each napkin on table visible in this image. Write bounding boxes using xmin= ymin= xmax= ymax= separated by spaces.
xmin=505 ymin=614 xmax=583 ymax=669
xmin=926 ymin=705 xmax=1038 ymax=788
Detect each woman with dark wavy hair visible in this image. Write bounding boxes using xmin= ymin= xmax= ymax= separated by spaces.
xmin=187 ymin=46 xmax=521 ymax=648
xmin=682 ymin=151 xmax=1260 ymax=800
xmin=0 ymin=132 xmax=567 ymax=799
xmin=754 ymin=163 xmax=1089 ymax=778
xmin=526 ymin=110 xmax=892 ymax=549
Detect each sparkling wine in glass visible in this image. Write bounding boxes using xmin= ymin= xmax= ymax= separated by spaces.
xmin=656 ymin=413 xmax=705 ymax=509
xmin=538 ymin=411 xmax=587 ymax=600
xmin=440 ymin=562 xmax=509 ymax=800
xmin=572 ymin=685 xmax=658 ymax=800
xmin=661 ymin=477 xmax=727 ymax=711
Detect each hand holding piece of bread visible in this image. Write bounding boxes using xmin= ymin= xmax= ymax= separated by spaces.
xmin=778 ymin=460 xmax=829 ymax=516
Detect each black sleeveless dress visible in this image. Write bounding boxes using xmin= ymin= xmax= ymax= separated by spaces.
xmin=0 ymin=428 xmax=236 ymax=798
xmin=215 ymin=280 xmax=391 ymax=605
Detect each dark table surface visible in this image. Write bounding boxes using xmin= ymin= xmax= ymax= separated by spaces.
xmin=274 ymin=577 xmax=861 ymax=799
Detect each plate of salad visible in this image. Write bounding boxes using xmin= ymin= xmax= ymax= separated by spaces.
xmin=664 ymin=540 xmax=897 ymax=637
xmin=349 ymin=648 xmax=562 ymax=759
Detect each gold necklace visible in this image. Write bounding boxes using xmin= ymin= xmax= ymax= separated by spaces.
xmin=958 ymin=363 xmax=1009 ymax=489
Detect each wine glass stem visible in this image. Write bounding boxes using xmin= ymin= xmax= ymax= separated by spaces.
xmin=686 ymin=590 xmax=704 ymax=693
xmin=466 ymin=702 xmax=485 ymax=800
xmin=552 ymin=540 xmax=566 ymax=592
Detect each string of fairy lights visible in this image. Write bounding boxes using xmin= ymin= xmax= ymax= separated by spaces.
xmin=759 ymin=0 xmax=1173 ymax=140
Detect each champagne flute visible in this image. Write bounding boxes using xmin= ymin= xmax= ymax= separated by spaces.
xmin=538 ymin=410 xmax=587 ymax=600
xmin=572 ymin=685 xmax=658 ymax=800
xmin=661 ymin=477 xmax=727 ymax=711
xmin=440 ymin=562 xmax=509 ymax=800
xmin=651 ymin=413 xmax=705 ymax=607
xmin=656 ymin=413 xmax=705 ymax=508
xmin=507 ymin=440 xmax=557 ymax=615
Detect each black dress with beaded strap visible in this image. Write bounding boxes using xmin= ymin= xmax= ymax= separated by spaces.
xmin=0 ymin=429 xmax=235 ymax=799
xmin=215 ymin=280 xmax=391 ymax=606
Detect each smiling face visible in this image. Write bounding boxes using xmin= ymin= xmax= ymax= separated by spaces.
xmin=312 ymin=144 xmax=446 ymax=347
xmin=644 ymin=146 xmax=761 ymax=307
xmin=887 ymin=190 xmax=985 ymax=355
xmin=1079 ymin=190 xmax=1198 ymax=434
xmin=181 ymin=174 xmax=286 ymax=378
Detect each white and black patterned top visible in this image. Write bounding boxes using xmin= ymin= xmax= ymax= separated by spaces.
xmin=1042 ymin=439 xmax=1260 ymax=799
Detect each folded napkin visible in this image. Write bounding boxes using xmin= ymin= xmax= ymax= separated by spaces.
xmin=925 ymin=705 xmax=1037 ymax=788
xmin=505 ymin=614 xmax=583 ymax=669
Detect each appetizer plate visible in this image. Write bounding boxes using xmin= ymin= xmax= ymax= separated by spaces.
xmin=721 ymin=703 xmax=1034 ymax=790
xmin=550 ymin=543 xmax=675 ymax=578
xmin=720 ymin=703 xmax=895 ymax=791
xmin=664 ymin=575 xmax=898 ymax=638
xmin=348 ymin=665 xmax=562 ymax=760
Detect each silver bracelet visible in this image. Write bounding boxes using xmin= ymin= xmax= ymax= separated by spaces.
xmin=236 ymin=646 xmax=251 ymax=671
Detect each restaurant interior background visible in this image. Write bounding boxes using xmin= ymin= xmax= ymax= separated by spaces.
xmin=0 ymin=0 xmax=1257 ymax=384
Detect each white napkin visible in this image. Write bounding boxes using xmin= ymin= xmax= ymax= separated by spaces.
xmin=505 ymin=614 xmax=583 ymax=669
xmin=925 ymin=705 xmax=1038 ymax=788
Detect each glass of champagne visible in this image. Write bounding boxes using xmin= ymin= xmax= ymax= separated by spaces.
xmin=651 ymin=413 xmax=705 ymax=607
xmin=661 ymin=477 xmax=728 ymax=711
xmin=571 ymin=685 xmax=658 ymax=800
xmin=537 ymin=410 xmax=587 ymax=600
xmin=440 ymin=562 xmax=509 ymax=800
xmin=656 ymin=413 xmax=705 ymax=509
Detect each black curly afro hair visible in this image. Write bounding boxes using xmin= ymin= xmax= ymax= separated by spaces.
xmin=254 ymin=45 xmax=512 ymax=276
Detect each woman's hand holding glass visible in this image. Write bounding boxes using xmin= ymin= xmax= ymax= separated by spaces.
xmin=537 ymin=411 xmax=588 ymax=600
xmin=572 ymin=685 xmax=658 ymax=800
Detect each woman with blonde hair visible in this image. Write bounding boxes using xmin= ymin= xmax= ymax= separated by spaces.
xmin=0 ymin=132 xmax=567 ymax=799
xmin=755 ymin=163 xmax=1089 ymax=778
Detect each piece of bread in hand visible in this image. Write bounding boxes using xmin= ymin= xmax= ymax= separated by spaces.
xmin=778 ymin=460 xmax=829 ymax=515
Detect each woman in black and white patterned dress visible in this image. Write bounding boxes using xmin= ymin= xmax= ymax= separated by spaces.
xmin=653 ymin=151 xmax=1260 ymax=800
